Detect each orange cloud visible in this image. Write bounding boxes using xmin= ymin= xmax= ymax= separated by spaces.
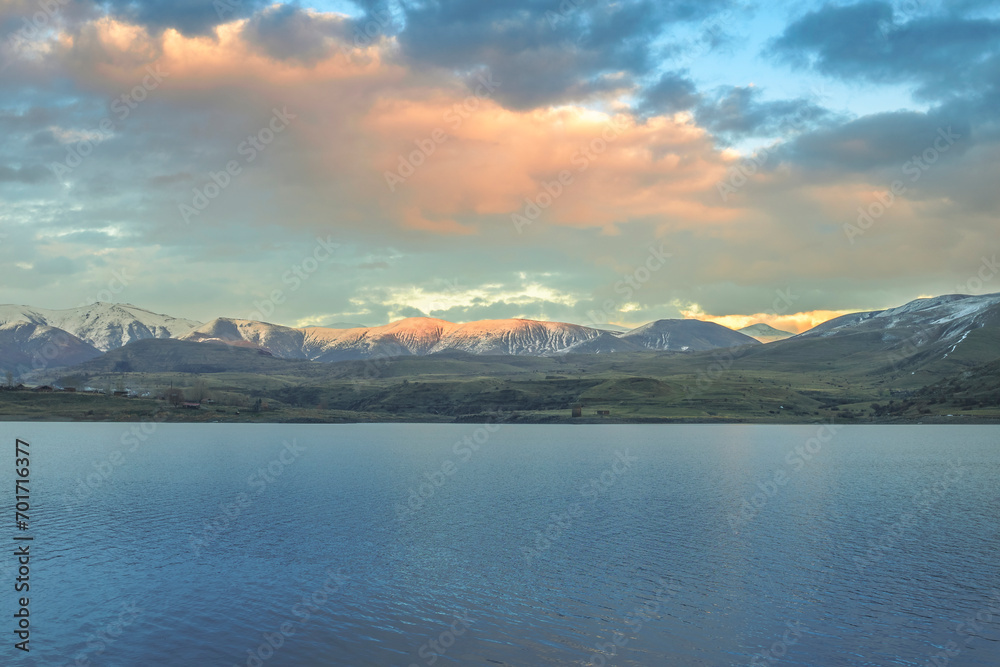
xmin=679 ymin=306 xmax=860 ymax=334
xmin=41 ymin=13 xmax=743 ymax=237
xmin=366 ymin=100 xmax=735 ymax=232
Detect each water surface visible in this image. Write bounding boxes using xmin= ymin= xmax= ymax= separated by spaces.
xmin=4 ymin=423 xmax=999 ymax=666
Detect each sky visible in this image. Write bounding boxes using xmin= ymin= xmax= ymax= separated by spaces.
xmin=1 ymin=0 xmax=999 ymax=333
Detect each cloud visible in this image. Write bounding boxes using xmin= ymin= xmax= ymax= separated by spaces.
xmin=779 ymin=109 xmax=970 ymax=172
xmin=94 ymin=0 xmax=270 ymax=36
xmin=396 ymin=0 xmax=736 ymax=109
xmin=355 ymin=278 xmax=581 ymax=318
xmin=33 ymin=254 xmax=79 ymax=275
xmin=3 ymin=2 xmax=999 ymax=332
xmin=241 ymin=4 xmax=352 ymax=64
xmin=366 ymin=99 xmax=731 ymax=233
xmin=637 ymin=70 xmax=699 ymax=116
xmin=0 ymin=163 xmax=50 ymax=183
xmin=768 ymin=1 xmax=1000 ymax=103
xmin=694 ymin=85 xmax=830 ymax=141
xmin=678 ymin=303 xmax=861 ymax=334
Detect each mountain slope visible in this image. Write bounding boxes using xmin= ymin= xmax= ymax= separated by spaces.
xmin=66 ymin=338 xmax=314 ymax=375
xmin=0 ymin=303 xmax=201 ymax=351
xmin=181 ymin=318 xmax=308 ymax=359
xmin=620 ymin=319 xmax=760 ymax=351
xmin=432 ymin=319 xmax=602 ymax=355
xmin=737 ymin=293 xmax=1000 ymax=380
xmin=0 ymin=322 xmax=102 ymax=375
xmin=182 ymin=317 xmax=608 ymax=360
xmin=302 ymin=318 xmax=459 ymax=362
xmin=556 ymin=332 xmax=647 ymax=354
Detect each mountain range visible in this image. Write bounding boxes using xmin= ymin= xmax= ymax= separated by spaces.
xmin=2 ymin=293 xmax=999 ymax=379
xmin=0 ymin=303 xmax=200 ymax=352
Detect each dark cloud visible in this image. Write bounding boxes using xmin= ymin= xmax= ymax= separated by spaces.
xmin=396 ymin=0 xmax=735 ymax=109
xmin=242 ymin=4 xmax=351 ymax=64
xmin=0 ymin=163 xmax=50 ymax=183
xmin=95 ymin=0 xmax=270 ymax=36
xmin=779 ymin=109 xmax=970 ymax=172
xmin=765 ymin=1 xmax=1000 ymax=174
xmin=768 ymin=1 xmax=1000 ymax=102
xmin=694 ymin=86 xmax=830 ymax=140
xmin=637 ymin=71 xmax=699 ymax=116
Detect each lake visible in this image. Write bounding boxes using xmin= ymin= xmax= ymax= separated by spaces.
xmin=4 ymin=423 xmax=999 ymax=666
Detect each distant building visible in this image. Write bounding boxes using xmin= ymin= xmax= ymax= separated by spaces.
xmin=32 ymin=385 xmax=54 ymax=393
xmin=182 ymin=402 xmax=201 ymax=409
xmin=572 ymin=406 xmax=582 ymax=418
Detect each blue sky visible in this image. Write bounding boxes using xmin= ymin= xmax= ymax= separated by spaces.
xmin=1 ymin=0 xmax=998 ymax=332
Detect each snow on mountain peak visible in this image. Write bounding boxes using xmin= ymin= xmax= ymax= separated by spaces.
xmin=0 ymin=303 xmax=202 ymax=351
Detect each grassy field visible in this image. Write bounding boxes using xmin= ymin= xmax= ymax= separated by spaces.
xmin=3 ymin=343 xmax=997 ymax=423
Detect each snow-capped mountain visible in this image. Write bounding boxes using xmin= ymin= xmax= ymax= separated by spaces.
xmin=738 ymin=323 xmax=794 ymax=343
xmin=183 ymin=317 xmax=606 ymax=360
xmin=181 ymin=315 xmax=773 ymax=360
xmin=798 ymin=293 xmax=1000 ymax=341
xmin=0 ymin=322 xmax=102 ymax=374
xmin=619 ymin=319 xmax=760 ymax=351
xmin=302 ymin=317 xmax=459 ymax=361
xmin=0 ymin=303 xmax=202 ymax=352
xmin=726 ymin=292 xmax=1000 ymax=377
xmin=788 ymin=293 xmax=1000 ymax=366
xmin=182 ymin=319 xmax=309 ymax=359
xmin=434 ymin=319 xmax=603 ymax=355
